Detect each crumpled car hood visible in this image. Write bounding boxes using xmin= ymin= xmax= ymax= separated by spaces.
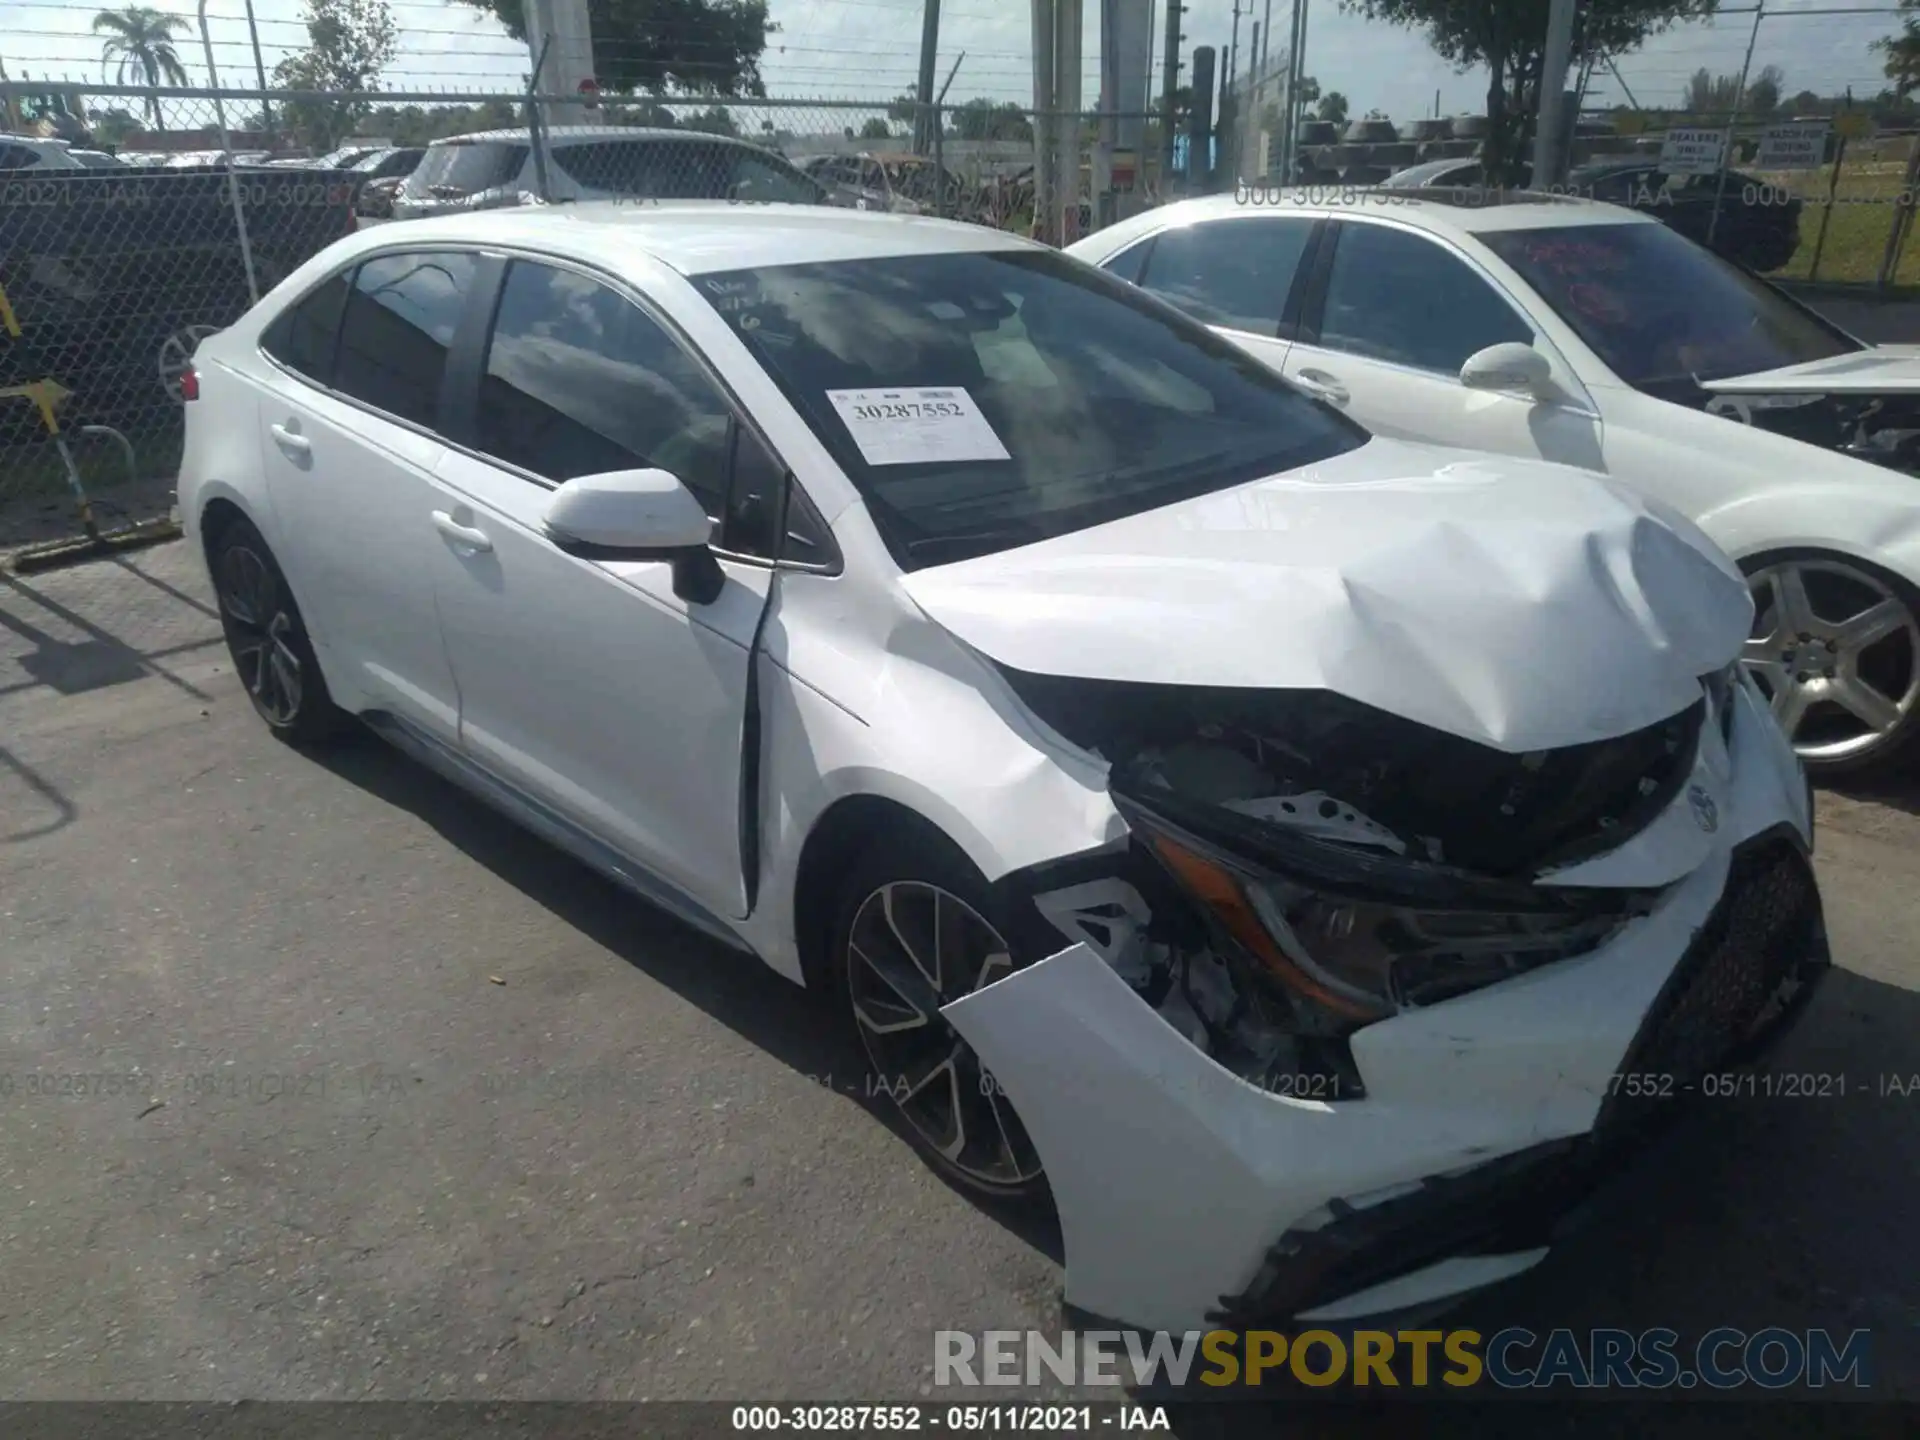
xmin=1702 ymin=345 xmax=1920 ymax=396
xmin=899 ymin=438 xmax=1752 ymax=754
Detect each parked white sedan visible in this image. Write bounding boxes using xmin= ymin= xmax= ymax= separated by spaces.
xmin=179 ymin=203 xmax=1824 ymax=1332
xmin=1068 ymin=192 xmax=1920 ymax=776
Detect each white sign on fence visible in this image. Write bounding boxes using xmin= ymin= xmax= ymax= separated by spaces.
xmin=1659 ymin=127 xmax=1727 ymax=175
xmin=1755 ymin=121 xmax=1831 ymax=170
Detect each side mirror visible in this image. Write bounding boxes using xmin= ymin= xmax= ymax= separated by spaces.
xmin=543 ymin=467 xmax=724 ymax=605
xmin=1459 ymin=342 xmax=1553 ymax=397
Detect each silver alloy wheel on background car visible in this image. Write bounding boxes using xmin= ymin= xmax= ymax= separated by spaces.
xmin=844 ymin=881 xmax=1044 ymax=1191
xmin=158 ymin=324 xmax=222 ymax=404
xmin=217 ymin=542 xmax=305 ymax=726
xmin=1744 ymin=556 xmax=1920 ymax=768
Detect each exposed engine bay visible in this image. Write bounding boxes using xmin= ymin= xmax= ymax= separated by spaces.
xmin=1704 ymin=389 xmax=1920 ymax=475
xmin=1004 ymin=669 xmax=1716 ymax=1098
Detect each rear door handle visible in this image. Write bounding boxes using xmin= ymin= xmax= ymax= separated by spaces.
xmin=1292 ymin=369 xmax=1350 ymax=406
xmin=432 ymin=510 xmax=493 ymax=553
xmin=269 ymin=422 xmax=311 ymax=455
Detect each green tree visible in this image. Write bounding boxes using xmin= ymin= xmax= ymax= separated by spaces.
xmin=1344 ymin=0 xmax=1719 ymax=182
xmin=1684 ymin=62 xmax=1782 ymax=118
xmin=1317 ymin=91 xmax=1350 ymax=124
xmin=682 ymin=105 xmax=739 ymax=136
xmin=860 ymin=116 xmax=893 ymax=140
xmin=1875 ymin=0 xmax=1920 ymax=100
xmin=455 ymin=0 xmax=774 ymax=97
xmin=91 ymin=5 xmax=190 ymax=131
xmin=92 ymin=104 xmax=144 ymax=144
xmin=950 ymin=97 xmax=1033 ymax=143
xmin=272 ymin=0 xmax=397 ymax=151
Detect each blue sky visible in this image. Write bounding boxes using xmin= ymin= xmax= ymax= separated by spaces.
xmin=0 ymin=0 xmax=1909 ymax=116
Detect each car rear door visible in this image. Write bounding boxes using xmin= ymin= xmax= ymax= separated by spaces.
xmin=251 ymin=250 xmax=477 ymax=738
xmin=1283 ymin=217 xmax=1605 ymax=470
xmin=423 ymin=254 xmax=778 ymax=921
xmin=1109 ymin=214 xmax=1320 ymax=374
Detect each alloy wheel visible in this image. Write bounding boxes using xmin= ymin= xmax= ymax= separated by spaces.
xmin=845 ymin=881 xmax=1043 ymax=1190
xmin=158 ymin=324 xmax=221 ymax=403
xmin=218 ymin=543 xmax=305 ymax=727
xmin=1743 ymin=557 xmax=1920 ymax=766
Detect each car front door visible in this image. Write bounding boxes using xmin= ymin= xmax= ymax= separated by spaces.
xmin=424 ymin=256 xmax=779 ymax=920
xmin=252 ymin=250 xmax=478 ymax=738
xmin=1284 ymin=218 xmax=1604 ymax=471
xmin=1113 ymin=215 xmax=1320 ymax=374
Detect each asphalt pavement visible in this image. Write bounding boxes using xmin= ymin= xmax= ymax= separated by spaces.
xmin=0 ymin=543 xmax=1915 ymax=1412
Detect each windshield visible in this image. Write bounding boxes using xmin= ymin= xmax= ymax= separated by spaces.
xmin=1481 ymin=222 xmax=1857 ymax=394
xmin=700 ymin=249 xmax=1368 ymax=569
xmin=406 ymin=140 xmax=527 ymax=197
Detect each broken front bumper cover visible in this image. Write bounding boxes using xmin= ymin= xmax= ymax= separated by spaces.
xmin=941 ymin=686 xmax=1825 ymax=1333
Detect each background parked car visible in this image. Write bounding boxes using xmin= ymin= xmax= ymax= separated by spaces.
xmin=268 ymin=142 xmax=392 ymax=171
xmin=1382 ymin=155 xmax=1802 ymax=273
xmin=803 ymin=151 xmax=962 ymax=214
xmin=391 ymin=127 xmax=828 ymax=220
xmin=0 ymin=135 xmax=123 ymax=170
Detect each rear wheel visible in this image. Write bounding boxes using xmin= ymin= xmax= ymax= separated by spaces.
xmin=1742 ymin=550 xmax=1920 ymax=776
xmin=830 ymin=829 xmax=1049 ymax=1201
xmin=210 ymin=514 xmax=347 ymax=747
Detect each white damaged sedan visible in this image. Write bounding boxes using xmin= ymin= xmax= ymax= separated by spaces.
xmin=177 ymin=203 xmax=1827 ymax=1333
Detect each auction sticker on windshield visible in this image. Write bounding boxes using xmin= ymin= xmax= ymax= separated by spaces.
xmin=826 ymin=387 xmax=1012 ymax=466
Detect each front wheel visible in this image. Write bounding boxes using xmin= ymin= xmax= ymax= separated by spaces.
xmin=1742 ymin=550 xmax=1920 ymax=776
xmin=831 ymin=831 xmax=1049 ymax=1202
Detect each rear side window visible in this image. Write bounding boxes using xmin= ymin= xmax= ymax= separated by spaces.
xmin=556 ymin=140 xmax=818 ymax=203
xmin=1102 ymin=238 xmax=1154 ymax=286
xmin=332 ymin=250 xmax=479 ymax=427
xmin=406 ymin=141 xmax=526 ymax=197
xmin=1137 ymin=218 xmax=1314 ymax=337
xmin=262 ymin=269 xmax=352 ymax=383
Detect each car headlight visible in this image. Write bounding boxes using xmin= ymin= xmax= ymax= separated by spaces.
xmin=1129 ymin=808 xmax=1647 ymax=1031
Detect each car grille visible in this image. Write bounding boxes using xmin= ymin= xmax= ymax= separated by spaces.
xmin=1209 ymin=832 xmax=1827 ymax=1325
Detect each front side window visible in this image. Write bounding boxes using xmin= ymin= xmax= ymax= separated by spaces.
xmin=332 ymin=250 xmax=478 ymax=427
xmin=1481 ymin=221 xmax=1857 ymax=396
xmin=476 ymin=260 xmax=734 ymax=514
xmin=1317 ymin=222 xmax=1533 ymax=374
xmin=694 ymin=249 xmax=1367 ymax=571
xmin=1137 ymin=218 xmax=1315 ymax=336
xmin=262 ymin=268 xmax=353 ymax=383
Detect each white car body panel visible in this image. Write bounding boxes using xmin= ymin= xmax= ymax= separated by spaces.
xmin=902 ymin=438 xmax=1750 ymax=753
xmin=1702 ymin=347 xmax=1920 ymax=394
xmin=179 ymin=203 xmax=1824 ymax=1332
xmin=943 ymin=678 xmax=1807 ymax=1333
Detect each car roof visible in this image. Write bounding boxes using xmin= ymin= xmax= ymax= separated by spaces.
xmin=427 ymin=126 xmax=759 ymax=149
xmin=336 ymin=200 xmax=1041 ymax=276
xmin=1382 ymin=157 xmax=1479 ymax=185
xmin=1083 ymin=188 xmax=1655 ymax=246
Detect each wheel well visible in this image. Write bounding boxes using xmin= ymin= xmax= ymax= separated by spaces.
xmin=198 ymin=496 xmax=248 ymax=569
xmin=791 ymin=795 xmax=965 ymax=992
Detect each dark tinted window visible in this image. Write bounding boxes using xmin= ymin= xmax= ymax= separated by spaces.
xmin=262 ymin=268 xmax=352 ymax=383
xmin=698 ymin=250 xmax=1366 ymax=571
xmin=477 ymin=260 xmax=733 ymax=513
xmin=1482 ymin=222 xmax=1856 ymax=392
xmin=556 ymin=139 xmax=820 ymax=203
xmin=1137 ymin=218 xmax=1313 ymax=336
xmin=1318 ymin=222 xmax=1532 ymax=373
xmin=1104 ymin=238 xmax=1154 ymax=286
xmin=333 ymin=250 xmax=477 ymax=427
xmin=0 ymin=143 xmax=41 ymax=170
xmin=405 ymin=140 xmax=526 ymax=197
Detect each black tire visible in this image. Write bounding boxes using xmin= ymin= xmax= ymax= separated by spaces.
xmin=1741 ymin=548 xmax=1920 ymax=778
xmin=829 ymin=826 xmax=1051 ymax=1203
xmin=208 ymin=514 xmax=349 ymax=747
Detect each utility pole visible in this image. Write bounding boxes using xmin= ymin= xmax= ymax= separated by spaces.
xmin=242 ymin=0 xmax=273 ymax=140
xmin=1160 ymin=0 xmax=1184 ymax=188
xmin=522 ymin=0 xmax=596 ymax=125
xmin=914 ymin=0 xmax=942 ymax=155
xmin=1532 ymin=0 xmax=1577 ymax=185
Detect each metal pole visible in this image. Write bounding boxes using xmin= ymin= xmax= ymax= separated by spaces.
xmin=1227 ymin=0 xmax=1243 ymax=109
xmin=914 ymin=0 xmax=942 ymax=156
xmin=1706 ymin=0 xmax=1765 ymax=251
xmin=525 ymin=34 xmax=553 ymax=204
xmin=1289 ymin=0 xmax=1311 ymax=180
xmin=937 ymin=50 xmax=965 ymax=104
xmin=1532 ymin=0 xmax=1576 ymax=186
xmin=243 ymin=0 xmax=273 ymax=138
xmin=1279 ymin=0 xmax=1301 ymax=180
xmin=1032 ymin=0 xmax=1056 ymax=242
xmin=198 ymin=0 xmax=258 ymax=304
xmin=1055 ymin=0 xmax=1082 ymax=243
xmin=1159 ymin=0 xmax=1181 ymax=187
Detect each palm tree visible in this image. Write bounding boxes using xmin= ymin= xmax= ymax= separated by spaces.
xmin=92 ymin=6 xmax=191 ymax=132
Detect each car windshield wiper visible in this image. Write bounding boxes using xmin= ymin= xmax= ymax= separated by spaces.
xmin=904 ymin=528 xmax=1042 ymax=562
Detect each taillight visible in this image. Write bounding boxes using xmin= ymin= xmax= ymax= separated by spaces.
xmin=181 ymin=366 xmax=199 ymax=401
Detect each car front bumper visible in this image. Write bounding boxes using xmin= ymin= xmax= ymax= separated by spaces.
xmin=941 ymin=679 xmax=1826 ymax=1333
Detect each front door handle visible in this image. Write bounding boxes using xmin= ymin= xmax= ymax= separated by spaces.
xmin=432 ymin=510 xmax=493 ymax=553
xmin=1291 ymin=369 xmax=1350 ymax=406
xmin=269 ymin=421 xmax=311 ymax=455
